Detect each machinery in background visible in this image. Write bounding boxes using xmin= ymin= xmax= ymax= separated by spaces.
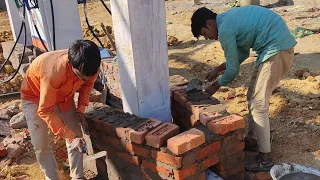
xmin=1 ymin=0 xmax=112 ymax=84
xmin=24 ymin=0 xmax=83 ymax=51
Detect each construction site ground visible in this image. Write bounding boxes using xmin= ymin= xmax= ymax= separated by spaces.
xmin=0 ymin=0 xmax=320 ymax=179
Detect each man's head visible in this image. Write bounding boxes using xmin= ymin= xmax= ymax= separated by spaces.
xmin=68 ymin=40 xmax=101 ymax=81
xmin=191 ymin=7 xmax=218 ymax=40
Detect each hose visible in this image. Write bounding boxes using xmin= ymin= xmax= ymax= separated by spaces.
xmin=99 ymin=0 xmax=112 ymax=15
xmin=24 ymin=0 xmax=49 ymax=52
xmin=0 ymin=3 xmax=27 ymax=83
xmin=49 ymin=0 xmax=56 ymax=50
xmin=83 ymin=1 xmax=104 ymax=48
xmin=0 ymin=21 xmax=24 ymax=73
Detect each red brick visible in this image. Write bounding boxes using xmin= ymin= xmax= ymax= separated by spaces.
xmin=151 ymin=150 xmax=182 ymax=168
xmin=126 ymin=144 xmax=150 ymax=158
xmin=103 ymin=136 xmax=121 ymax=149
xmin=185 ymin=103 xmax=204 ymax=118
xmin=89 ymin=90 xmax=102 ymax=102
xmin=129 ymin=118 xmax=162 ymax=144
xmin=236 ymin=129 xmax=245 ymax=141
xmin=185 ymin=171 xmax=206 ymax=180
xmin=217 ymin=163 xmax=244 ymax=179
xmin=207 ymin=115 xmax=245 ymax=135
xmin=173 ymin=89 xmax=188 ymax=106
xmin=189 ymin=114 xmax=200 ymax=127
xmin=186 ymin=98 xmax=220 ymax=114
xmin=93 ymin=120 xmax=103 ymax=131
xmin=89 ymin=130 xmax=98 ymax=138
xmin=199 ymin=111 xmax=223 ymax=126
xmin=167 ymin=128 xmax=205 ymax=155
xmin=220 ymin=136 xmax=245 ymax=159
xmin=252 ymin=172 xmax=272 ymax=180
xmin=215 ymin=152 xmax=245 ymax=178
xmin=173 ymin=163 xmax=198 ymax=180
xmin=170 ymin=85 xmax=187 ymax=97
xmin=116 ymin=127 xmax=132 ymax=141
xmin=0 ymin=143 xmax=7 ymax=157
xmin=145 ymin=123 xmax=179 ymax=148
xmin=199 ymin=104 xmax=227 ymax=125
xmin=197 ymin=153 xmax=219 ymax=172
xmin=197 ymin=141 xmax=221 ymax=160
xmin=224 ymin=172 xmax=245 ymax=180
xmin=200 ymin=172 xmax=206 ymax=180
xmin=103 ymin=121 xmax=114 ymax=135
xmin=116 ymin=152 xmax=141 ymax=166
xmin=182 ymin=151 xmax=197 ymax=168
xmin=141 ymin=160 xmax=171 ymax=177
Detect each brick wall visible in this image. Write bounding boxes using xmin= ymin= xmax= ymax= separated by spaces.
xmin=86 ymin=76 xmax=246 ymax=179
xmin=101 ymin=59 xmax=122 ymax=109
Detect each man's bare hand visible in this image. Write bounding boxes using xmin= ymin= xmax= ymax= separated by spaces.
xmin=205 ymin=67 xmax=220 ymax=82
xmin=205 ymin=81 xmax=221 ymax=95
xmin=77 ymin=112 xmax=88 ymax=133
xmin=68 ymin=136 xmax=87 ymax=153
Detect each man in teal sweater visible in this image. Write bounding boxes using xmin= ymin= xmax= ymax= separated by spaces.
xmin=191 ymin=6 xmax=296 ymax=172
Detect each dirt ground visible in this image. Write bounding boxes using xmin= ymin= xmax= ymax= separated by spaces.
xmin=1 ymin=0 xmax=320 ymax=179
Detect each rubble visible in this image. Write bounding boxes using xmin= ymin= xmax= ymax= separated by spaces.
xmin=295 ymin=69 xmax=309 ymax=78
xmin=4 ymin=64 xmax=15 ymax=74
xmin=168 ymin=35 xmax=180 ymax=46
xmin=0 ymin=143 xmax=7 ymax=157
xmin=9 ymin=112 xmax=27 ymax=129
xmin=0 ymin=109 xmax=11 ymax=120
xmin=0 ymin=120 xmax=11 ymax=137
xmin=7 ymin=143 xmax=25 ymax=159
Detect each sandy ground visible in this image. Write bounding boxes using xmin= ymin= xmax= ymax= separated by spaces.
xmin=0 ymin=0 xmax=320 ymax=179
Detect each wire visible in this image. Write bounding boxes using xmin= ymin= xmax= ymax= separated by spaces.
xmin=99 ymin=0 xmax=112 ymax=15
xmin=84 ymin=2 xmax=104 ymax=48
xmin=49 ymin=0 xmax=56 ymax=50
xmin=33 ymin=24 xmax=49 ymax=52
xmin=24 ymin=0 xmax=49 ymax=52
xmin=0 ymin=21 xmax=24 ymax=73
xmin=0 ymin=22 xmax=27 ymax=83
xmin=0 ymin=3 xmax=27 ymax=83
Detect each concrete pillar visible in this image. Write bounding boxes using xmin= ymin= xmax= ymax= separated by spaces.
xmin=110 ymin=0 xmax=171 ymax=122
xmin=5 ymin=0 xmax=32 ymax=46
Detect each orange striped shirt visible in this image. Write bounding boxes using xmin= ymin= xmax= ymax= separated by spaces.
xmin=21 ymin=50 xmax=99 ymax=142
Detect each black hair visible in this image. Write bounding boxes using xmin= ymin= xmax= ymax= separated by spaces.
xmin=191 ymin=7 xmax=217 ymax=38
xmin=68 ymin=40 xmax=101 ymax=76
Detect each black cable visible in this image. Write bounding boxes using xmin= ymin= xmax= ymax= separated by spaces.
xmin=0 ymin=5 xmax=27 ymax=83
xmin=84 ymin=3 xmax=104 ymax=48
xmin=33 ymin=24 xmax=49 ymax=52
xmin=0 ymin=21 xmax=24 ymax=73
xmin=99 ymin=0 xmax=112 ymax=15
xmin=0 ymin=3 xmax=26 ymax=73
xmin=49 ymin=0 xmax=56 ymax=50
xmin=0 ymin=22 xmax=27 ymax=83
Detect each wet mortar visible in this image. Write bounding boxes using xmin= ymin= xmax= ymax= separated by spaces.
xmin=279 ymin=172 xmax=320 ymax=180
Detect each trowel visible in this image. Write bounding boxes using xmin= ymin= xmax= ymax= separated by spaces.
xmin=186 ymin=79 xmax=211 ymax=94
xmin=81 ymin=124 xmax=107 ymax=179
xmin=186 ymin=79 xmax=203 ymax=94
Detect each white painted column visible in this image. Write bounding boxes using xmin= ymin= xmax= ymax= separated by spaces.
xmin=110 ymin=0 xmax=171 ymax=122
xmin=5 ymin=0 xmax=32 ymax=46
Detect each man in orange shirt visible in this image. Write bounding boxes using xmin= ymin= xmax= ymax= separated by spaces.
xmin=21 ymin=40 xmax=101 ymax=180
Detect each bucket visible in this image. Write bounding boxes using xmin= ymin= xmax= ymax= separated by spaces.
xmin=270 ymin=163 xmax=320 ymax=180
xmin=240 ymin=0 xmax=260 ymax=6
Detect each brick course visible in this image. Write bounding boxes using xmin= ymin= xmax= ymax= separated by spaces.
xmin=86 ymin=75 xmax=246 ymax=180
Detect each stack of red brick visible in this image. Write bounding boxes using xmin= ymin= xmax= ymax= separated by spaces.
xmin=101 ymin=60 xmax=122 ymax=108
xmin=86 ymin=94 xmax=245 ymax=180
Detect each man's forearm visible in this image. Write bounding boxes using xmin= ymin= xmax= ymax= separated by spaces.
xmin=218 ymin=63 xmax=226 ymax=72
